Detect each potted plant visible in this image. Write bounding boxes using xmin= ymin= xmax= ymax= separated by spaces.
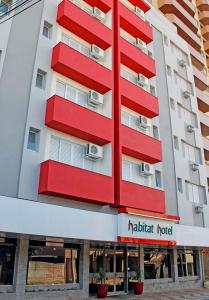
xmin=97 ymin=268 xmax=108 ymax=298
xmin=134 ymin=270 xmax=144 ymax=295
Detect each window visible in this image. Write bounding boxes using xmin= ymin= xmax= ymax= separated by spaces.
xmin=144 ymin=248 xmax=172 ymax=279
xmin=27 ymin=128 xmax=40 ymax=151
xmin=35 ymin=69 xmax=46 ymax=89
xmin=177 ymin=178 xmax=183 ymax=193
xmin=182 ymin=142 xmax=201 ymax=164
xmin=0 ymin=238 xmax=16 ymax=285
xmin=42 ymin=21 xmax=52 ymax=39
xmin=167 ymin=65 xmax=172 ymax=77
xmin=185 ymin=182 xmax=203 ymax=203
xmin=0 ymin=50 xmax=2 ymax=63
xmin=150 ymin=85 xmax=156 ymax=96
xmin=163 ymin=35 xmax=168 ymax=46
xmin=153 ymin=125 xmax=159 ymax=139
xmin=148 ymin=50 xmax=153 ymax=58
xmin=0 ymin=0 xmax=11 ymax=14
xmin=155 ymin=170 xmax=162 ymax=188
xmin=170 ymin=98 xmax=175 ymax=110
xmin=27 ymin=241 xmax=80 ymax=285
xmin=173 ymin=136 xmax=179 ymax=150
xmin=177 ymin=249 xmax=197 ymax=277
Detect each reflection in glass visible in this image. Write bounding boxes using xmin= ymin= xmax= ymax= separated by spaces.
xmin=0 ymin=239 xmax=16 ymax=285
xmin=177 ymin=249 xmax=197 ymax=277
xmin=27 ymin=244 xmax=79 ymax=285
xmin=144 ymin=248 xmax=171 ymax=279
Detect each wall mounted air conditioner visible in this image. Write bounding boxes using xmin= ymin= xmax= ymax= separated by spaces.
xmin=182 ymin=90 xmax=191 ymax=99
xmin=90 ymin=44 xmax=104 ymax=60
xmin=138 ymin=116 xmax=149 ymax=129
xmin=137 ymin=74 xmax=148 ymax=88
xmin=187 ymin=124 xmax=195 ymax=133
xmin=178 ymin=59 xmax=187 ymax=67
xmin=135 ymin=6 xmax=145 ymax=19
xmin=194 ymin=205 xmax=203 ymax=214
xmin=135 ymin=38 xmax=147 ymax=52
xmin=139 ymin=163 xmax=153 ymax=176
xmin=88 ymin=90 xmax=103 ymax=107
xmin=92 ymin=7 xmax=106 ymax=22
xmin=191 ymin=163 xmax=199 ymax=171
xmin=86 ymin=143 xmax=103 ymax=160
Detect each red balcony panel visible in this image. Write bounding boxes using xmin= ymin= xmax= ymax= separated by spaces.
xmin=121 ymin=125 xmax=162 ymax=163
xmin=84 ymin=0 xmax=112 ymax=13
xmin=119 ymin=3 xmax=153 ymax=43
xmin=57 ymin=0 xmax=112 ymax=50
xmin=121 ymin=181 xmax=165 ymax=213
xmin=128 ymin=0 xmax=150 ymax=12
xmin=120 ymin=38 xmax=156 ymax=78
xmin=39 ymin=160 xmax=114 ymax=205
xmin=46 ymin=96 xmax=113 ymax=146
xmin=120 ymin=77 xmax=159 ymax=118
xmin=52 ymin=43 xmax=113 ymax=94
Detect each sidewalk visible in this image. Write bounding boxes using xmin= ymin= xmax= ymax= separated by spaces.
xmin=88 ymin=288 xmax=209 ymax=300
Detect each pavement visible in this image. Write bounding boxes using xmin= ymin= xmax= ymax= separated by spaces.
xmin=88 ymin=288 xmax=209 ymax=300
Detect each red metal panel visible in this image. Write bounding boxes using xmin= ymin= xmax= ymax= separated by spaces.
xmin=39 ymin=160 xmax=114 ymax=205
xmin=84 ymin=0 xmax=112 ymax=13
xmin=119 ymin=3 xmax=153 ymax=43
xmin=57 ymin=0 xmax=112 ymax=50
xmin=120 ymin=77 xmax=159 ymax=118
xmin=121 ymin=181 xmax=165 ymax=213
xmin=120 ymin=38 xmax=156 ymax=78
xmin=45 ymin=96 xmax=113 ymax=146
xmin=121 ymin=125 xmax=162 ymax=163
xmin=51 ymin=42 xmax=113 ymax=94
xmin=118 ymin=237 xmax=176 ymax=246
xmin=128 ymin=0 xmax=151 ymax=12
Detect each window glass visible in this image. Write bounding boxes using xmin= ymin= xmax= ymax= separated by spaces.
xmin=177 ymin=249 xmax=197 ymax=277
xmin=144 ymin=248 xmax=172 ymax=279
xmin=177 ymin=178 xmax=183 ymax=193
xmin=27 ymin=244 xmax=80 ymax=285
xmin=27 ymin=128 xmax=40 ymax=151
xmin=36 ymin=69 xmax=46 ymax=89
xmin=0 ymin=239 xmax=16 ymax=285
xmin=155 ymin=170 xmax=162 ymax=188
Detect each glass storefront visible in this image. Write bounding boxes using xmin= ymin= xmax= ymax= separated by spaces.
xmin=0 ymin=238 xmax=16 ymax=285
xmin=144 ymin=248 xmax=172 ymax=279
xmin=177 ymin=249 xmax=197 ymax=277
xmin=27 ymin=240 xmax=80 ymax=285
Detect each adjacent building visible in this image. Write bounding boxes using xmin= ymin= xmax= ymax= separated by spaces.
xmin=0 ymin=0 xmax=209 ymax=299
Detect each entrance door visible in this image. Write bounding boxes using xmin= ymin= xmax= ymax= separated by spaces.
xmin=105 ymin=248 xmax=125 ymax=294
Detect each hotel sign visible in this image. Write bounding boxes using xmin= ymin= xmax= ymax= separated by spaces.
xmin=118 ymin=213 xmax=176 ymax=245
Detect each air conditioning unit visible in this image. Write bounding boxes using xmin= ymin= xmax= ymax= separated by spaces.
xmin=194 ymin=205 xmax=203 ymax=214
xmin=139 ymin=163 xmax=153 ymax=176
xmin=191 ymin=163 xmax=199 ymax=171
xmin=135 ymin=6 xmax=145 ymax=19
xmin=90 ymin=44 xmax=104 ymax=60
xmin=182 ymin=90 xmax=191 ymax=99
xmin=187 ymin=124 xmax=195 ymax=133
xmin=138 ymin=116 xmax=149 ymax=129
xmin=135 ymin=38 xmax=147 ymax=52
xmin=137 ymin=74 xmax=148 ymax=88
xmin=179 ymin=59 xmax=187 ymax=67
xmin=88 ymin=90 xmax=103 ymax=107
xmin=86 ymin=143 xmax=103 ymax=160
xmin=92 ymin=7 xmax=106 ymax=22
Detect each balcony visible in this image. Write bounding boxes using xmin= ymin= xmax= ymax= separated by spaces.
xmin=199 ymin=11 xmax=209 ymax=25
xmin=120 ymin=38 xmax=156 ymax=78
xmin=83 ymin=0 xmax=112 ymax=13
xmin=126 ymin=0 xmax=150 ymax=12
xmin=199 ymin=111 xmax=209 ymax=129
xmin=119 ymin=2 xmax=153 ymax=43
xmin=165 ymin=14 xmax=202 ymax=51
xmin=203 ymin=136 xmax=209 ymax=152
xmin=121 ymin=181 xmax=165 ymax=213
xmin=197 ymin=89 xmax=209 ymax=112
xmin=193 ymin=67 xmax=209 ymax=91
xmin=39 ymin=160 xmax=114 ymax=205
xmin=176 ymin=0 xmax=195 ymax=17
xmin=204 ymin=40 xmax=209 ymax=54
xmin=120 ymin=77 xmax=159 ymax=118
xmin=158 ymin=0 xmax=199 ymax=34
xmin=201 ymin=25 xmax=209 ymax=40
xmin=45 ymin=96 xmax=113 ymax=145
xmin=196 ymin=0 xmax=209 ymax=11
xmin=121 ymin=125 xmax=162 ymax=163
xmin=52 ymin=42 xmax=113 ymax=94
xmin=189 ymin=46 xmax=205 ymax=71
xmin=57 ymin=0 xmax=112 ymax=50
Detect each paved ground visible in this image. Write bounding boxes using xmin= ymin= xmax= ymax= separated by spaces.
xmin=89 ymin=288 xmax=209 ymax=300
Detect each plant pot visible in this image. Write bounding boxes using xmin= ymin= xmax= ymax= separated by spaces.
xmin=134 ymin=282 xmax=144 ymax=295
xmin=97 ymin=284 xmax=108 ymax=298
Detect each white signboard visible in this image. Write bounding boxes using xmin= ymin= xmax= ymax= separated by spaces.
xmin=118 ymin=213 xmax=176 ymax=242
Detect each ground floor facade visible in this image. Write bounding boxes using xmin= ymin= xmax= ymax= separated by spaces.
xmin=0 ymin=196 xmax=209 ymax=299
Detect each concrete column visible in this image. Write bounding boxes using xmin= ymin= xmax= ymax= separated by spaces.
xmin=172 ymin=247 xmax=179 ymax=282
xmin=139 ymin=245 xmax=144 ymax=281
xmin=196 ymin=249 xmax=203 ymax=281
xmin=79 ymin=240 xmax=90 ymax=293
xmin=14 ymin=235 xmax=29 ymax=300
